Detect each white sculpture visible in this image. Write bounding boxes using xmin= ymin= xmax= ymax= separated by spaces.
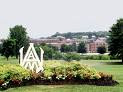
xmin=19 ymin=43 xmax=44 ymax=73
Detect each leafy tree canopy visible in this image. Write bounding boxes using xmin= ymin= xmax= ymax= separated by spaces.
xmin=52 ymin=31 xmax=108 ymax=39
xmin=97 ymin=46 xmax=106 ymax=54
xmin=108 ymin=18 xmax=123 ymax=61
xmin=0 ymin=39 xmax=16 ymax=60
xmin=77 ymin=42 xmax=86 ymax=53
xmin=9 ymin=25 xmax=29 ymax=58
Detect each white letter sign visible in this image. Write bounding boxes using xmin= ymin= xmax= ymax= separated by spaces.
xmin=19 ymin=43 xmax=44 ymax=73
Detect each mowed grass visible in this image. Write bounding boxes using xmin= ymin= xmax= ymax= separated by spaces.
xmin=1 ymin=56 xmax=123 ymax=92
xmin=0 ymin=56 xmax=18 ymax=64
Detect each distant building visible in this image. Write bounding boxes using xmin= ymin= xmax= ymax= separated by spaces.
xmin=82 ymin=36 xmax=88 ymax=39
xmin=92 ymin=35 xmax=96 ymax=38
xmin=82 ymin=36 xmax=88 ymax=43
xmin=30 ymin=37 xmax=108 ymax=53
xmin=87 ymin=38 xmax=108 ymax=53
xmin=30 ymin=37 xmax=81 ymax=49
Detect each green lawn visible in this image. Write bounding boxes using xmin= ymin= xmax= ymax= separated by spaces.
xmin=1 ymin=56 xmax=123 ymax=92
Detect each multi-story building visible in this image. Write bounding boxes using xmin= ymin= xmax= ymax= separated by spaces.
xmin=87 ymin=38 xmax=108 ymax=53
xmin=30 ymin=36 xmax=81 ymax=49
xmin=30 ymin=36 xmax=108 ymax=53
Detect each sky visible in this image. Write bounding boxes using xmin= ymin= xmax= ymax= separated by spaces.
xmin=0 ymin=0 xmax=123 ymax=39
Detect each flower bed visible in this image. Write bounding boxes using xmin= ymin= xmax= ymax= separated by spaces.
xmin=0 ymin=61 xmax=118 ymax=90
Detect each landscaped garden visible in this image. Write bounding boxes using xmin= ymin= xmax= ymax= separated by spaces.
xmin=0 ymin=56 xmax=122 ymax=92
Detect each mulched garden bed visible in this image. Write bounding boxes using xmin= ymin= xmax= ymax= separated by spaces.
xmin=0 ymin=77 xmax=119 ymax=90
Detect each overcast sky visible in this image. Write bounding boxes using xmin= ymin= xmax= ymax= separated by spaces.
xmin=0 ymin=0 xmax=123 ymax=38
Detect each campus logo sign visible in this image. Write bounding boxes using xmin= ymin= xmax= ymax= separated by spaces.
xmin=19 ymin=43 xmax=44 ymax=73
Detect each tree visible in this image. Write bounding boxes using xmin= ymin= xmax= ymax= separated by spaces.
xmin=77 ymin=42 xmax=86 ymax=53
xmin=9 ymin=25 xmax=29 ymax=58
xmin=47 ymin=44 xmax=59 ymax=51
xmin=60 ymin=44 xmax=72 ymax=52
xmin=63 ymin=53 xmax=81 ymax=61
xmin=71 ymin=43 xmax=77 ymax=52
xmin=0 ymin=44 xmax=2 ymax=54
xmin=108 ymin=18 xmax=123 ymax=62
xmin=97 ymin=46 xmax=106 ymax=54
xmin=1 ymin=39 xmax=15 ymax=60
xmin=51 ymin=31 xmax=109 ymax=39
xmin=35 ymin=44 xmax=63 ymax=60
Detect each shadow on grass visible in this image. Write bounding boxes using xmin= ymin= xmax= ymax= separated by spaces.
xmin=102 ymin=62 xmax=123 ymax=65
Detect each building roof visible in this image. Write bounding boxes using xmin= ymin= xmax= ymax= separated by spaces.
xmin=95 ymin=38 xmax=105 ymax=43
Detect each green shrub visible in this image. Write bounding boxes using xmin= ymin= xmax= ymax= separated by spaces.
xmin=52 ymin=52 xmax=63 ymax=60
xmin=0 ymin=61 xmax=113 ymax=83
xmin=110 ymin=55 xmax=120 ymax=60
xmin=80 ymin=55 xmax=110 ymax=60
xmin=63 ymin=53 xmax=81 ymax=61
xmin=0 ymin=61 xmax=117 ymax=90
xmin=44 ymin=61 xmax=101 ymax=80
xmin=0 ymin=64 xmax=30 ymax=82
xmin=100 ymin=55 xmax=110 ymax=60
xmin=0 ymin=61 xmax=116 ymax=89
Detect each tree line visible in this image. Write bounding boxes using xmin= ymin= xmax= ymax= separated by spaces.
xmin=0 ymin=25 xmax=107 ymax=60
xmin=0 ymin=25 xmax=29 ymax=60
xmin=0 ymin=18 xmax=123 ymax=62
xmin=0 ymin=25 xmax=88 ymax=60
xmin=52 ymin=31 xmax=109 ymax=39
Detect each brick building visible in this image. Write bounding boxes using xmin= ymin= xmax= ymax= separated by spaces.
xmin=87 ymin=38 xmax=108 ymax=53
xmin=30 ymin=37 xmax=108 ymax=53
xmin=30 ymin=37 xmax=81 ymax=49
